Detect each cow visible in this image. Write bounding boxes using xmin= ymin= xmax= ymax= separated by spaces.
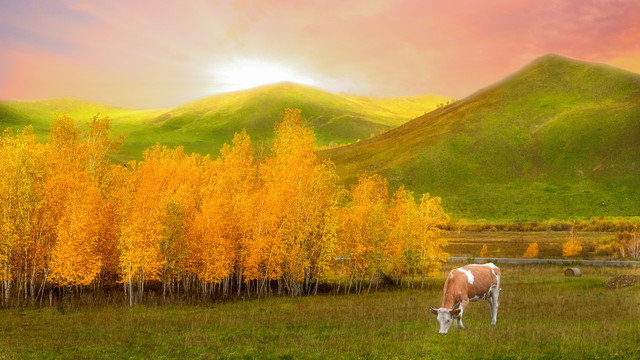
xmin=430 ymin=263 xmax=501 ymax=335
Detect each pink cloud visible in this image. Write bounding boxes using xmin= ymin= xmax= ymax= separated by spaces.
xmin=69 ymin=3 xmax=92 ymax=12
xmin=0 ymin=0 xmax=639 ymax=107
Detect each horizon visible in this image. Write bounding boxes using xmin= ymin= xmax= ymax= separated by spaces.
xmin=3 ymin=53 xmax=636 ymax=110
xmin=2 ymin=0 xmax=640 ymax=108
xmin=0 ymin=80 xmax=458 ymax=110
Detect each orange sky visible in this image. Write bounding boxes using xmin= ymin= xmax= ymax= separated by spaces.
xmin=1 ymin=0 xmax=639 ymax=108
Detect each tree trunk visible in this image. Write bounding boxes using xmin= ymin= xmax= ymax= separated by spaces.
xmin=139 ymin=268 xmax=145 ymax=304
xmin=128 ymin=261 xmax=133 ymax=307
xmin=163 ymin=271 xmax=167 ymax=302
xmin=3 ymin=258 xmax=11 ymax=307
xmin=314 ymin=268 xmax=321 ymax=296
xmin=38 ymin=268 xmax=48 ymax=307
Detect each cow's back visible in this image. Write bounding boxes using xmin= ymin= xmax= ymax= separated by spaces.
xmin=463 ymin=264 xmax=499 ymax=299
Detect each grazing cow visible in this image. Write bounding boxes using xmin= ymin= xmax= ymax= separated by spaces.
xmin=430 ymin=263 xmax=501 ymax=335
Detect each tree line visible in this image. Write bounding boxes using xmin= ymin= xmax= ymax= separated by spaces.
xmin=0 ymin=109 xmax=449 ymax=307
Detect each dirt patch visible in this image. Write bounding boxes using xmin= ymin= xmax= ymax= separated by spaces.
xmin=604 ymin=275 xmax=640 ymax=289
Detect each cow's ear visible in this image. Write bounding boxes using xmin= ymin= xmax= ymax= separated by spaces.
xmin=450 ymin=308 xmax=462 ymax=316
xmin=430 ymin=307 xmax=438 ymax=315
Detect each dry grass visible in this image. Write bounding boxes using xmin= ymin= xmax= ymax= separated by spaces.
xmin=444 ymin=230 xmax=615 ymax=258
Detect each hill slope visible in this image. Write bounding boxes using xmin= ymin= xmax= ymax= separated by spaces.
xmin=320 ymin=55 xmax=640 ymax=221
xmin=0 ymin=83 xmax=453 ymax=162
xmin=0 ymin=97 xmax=165 ymax=139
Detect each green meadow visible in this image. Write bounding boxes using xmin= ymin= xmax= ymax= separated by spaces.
xmin=0 ymin=82 xmax=452 ymax=163
xmin=1 ymin=263 xmax=638 ymax=359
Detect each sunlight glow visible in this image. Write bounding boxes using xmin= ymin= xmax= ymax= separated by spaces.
xmin=212 ymin=60 xmax=315 ymax=92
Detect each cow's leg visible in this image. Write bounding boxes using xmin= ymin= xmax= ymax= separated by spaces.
xmin=486 ymin=296 xmax=495 ymax=325
xmin=489 ymin=284 xmax=500 ymax=326
xmin=456 ymin=298 xmax=469 ymax=329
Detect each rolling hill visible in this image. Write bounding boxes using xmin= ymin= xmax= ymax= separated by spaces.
xmin=0 ymin=83 xmax=453 ymax=162
xmin=319 ymin=54 xmax=640 ymax=221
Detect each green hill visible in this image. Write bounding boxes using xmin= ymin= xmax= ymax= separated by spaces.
xmin=0 ymin=97 xmax=165 ymax=139
xmin=0 ymin=83 xmax=453 ymax=162
xmin=319 ymin=54 xmax=640 ymax=221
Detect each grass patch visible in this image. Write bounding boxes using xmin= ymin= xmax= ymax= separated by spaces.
xmin=1 ymin=263 xmax=638 ymax=359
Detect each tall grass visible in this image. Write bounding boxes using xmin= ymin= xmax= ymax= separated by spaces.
xmin=1 ymin=263 xmax=638 ymax=359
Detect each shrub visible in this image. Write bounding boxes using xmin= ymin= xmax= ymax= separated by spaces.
xmin=479 ymin=244 xmax=488 ymax=257
xmin=523 ymin=242 xmax=539 ymax=258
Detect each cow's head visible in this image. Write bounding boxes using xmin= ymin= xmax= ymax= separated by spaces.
xmin=430 ymin=307 xmax=461 ymax=335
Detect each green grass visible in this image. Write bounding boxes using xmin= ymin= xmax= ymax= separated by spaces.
xmin=1 ymin=263 xmax=638 ymax=359
xmin=0 ymin=97 xmax=166 ymax=140
xmin=320 ymin=54 xmax=640 ymax=222
xmin=0 ymin=83 xmax=453 ymax=163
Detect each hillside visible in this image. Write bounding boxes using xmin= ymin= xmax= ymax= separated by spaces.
xmin=0 ymin=97 xmax=165 ymax=140
xmin=319 ymin=54 xmax=640 ymax=221
xmin=0 ymin=83 xmax=453 ymax=162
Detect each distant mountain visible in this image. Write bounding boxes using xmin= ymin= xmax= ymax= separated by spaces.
xmin=320 ymin=55 xmax=640 ymax=221
xmin=0 ymin=82 xmax=454 ymax=162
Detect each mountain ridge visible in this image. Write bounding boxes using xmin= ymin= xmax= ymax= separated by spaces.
xmin=319 ymin=54 xmax=640 ymax=221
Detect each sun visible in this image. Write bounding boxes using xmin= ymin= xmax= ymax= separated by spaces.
xmin=213 ymin=60 xmax=315 ymax=92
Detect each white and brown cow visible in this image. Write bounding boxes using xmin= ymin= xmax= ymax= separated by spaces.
xmin=430 ymin=263 xmax=501 ymax=335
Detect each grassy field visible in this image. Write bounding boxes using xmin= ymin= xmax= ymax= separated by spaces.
xmin=444 ymin=230 xmax=616 ymax=258
xmin=320 ymin=54 xmax=640 ymax=221
xmin=0 ymin=83 xmax=453 ymax=163
xmin=1 ymin=262 xmax=638 ymax=359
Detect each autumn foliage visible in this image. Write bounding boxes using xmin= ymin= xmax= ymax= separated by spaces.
xmin=479 ymin=244 xmax=488 ymax=257
xmin=522 ymin=242 xmax=539 ymax=258
xmin=563 ymin=227 xmax=583 ymax=257
xmin=0 ymin=109 xmax=450 ymax=306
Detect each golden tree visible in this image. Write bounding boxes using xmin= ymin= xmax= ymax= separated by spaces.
xmin=186 ymin=130 xmax=256 ymax=297
xmin=416 ymin=193 xmax=449 ymax=282
xmin=0 ymin=126 xmax=46 ymax=305
xmin=337 ymin=174 xmax=389 ymax=293
xmin=250 ymin=109 xmax=340 ymax=296
xmin=563 ymin=227 xmax=583 ymax=257
xmin=45 ymin=115 xmax=104 ymax=288
xmin=47 ymin=172 xmax=102 ymax=287
xmin=386 ymin=186 xmax=420 ymax=288
xmin=523 ymin=242 xmax=539 ymax=258
xmin=479 ymin=244 xmax=488 ymax=257
xmin=84 ymin=116 xmax=125 ymax=283
xmin=119 ymin=154 xmax=162 ymax=306
xmin=120 ymin=144 xmax=202 ymax=305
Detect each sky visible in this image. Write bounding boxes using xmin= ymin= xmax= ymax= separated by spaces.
xmin=1 ymin=0 xmax=639 ymax=108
